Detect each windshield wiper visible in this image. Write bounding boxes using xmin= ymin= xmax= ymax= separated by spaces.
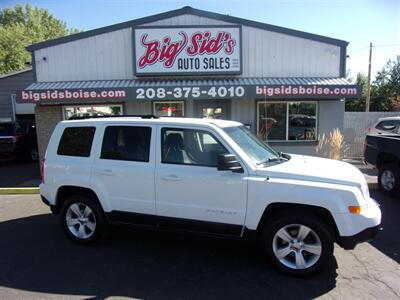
xmin=257 ymin=152 xmax=289 ymax=165
xmin=256 ymin=156 xmax=280 ymax=165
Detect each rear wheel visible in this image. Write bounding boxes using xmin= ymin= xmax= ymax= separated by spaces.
xmin=378 ymin=163 xmax=399 ymax=197
xmin=60 ymin=195 xmax=106 ymax=244
xmin=263 ymin=212 xmax=333 ymax=276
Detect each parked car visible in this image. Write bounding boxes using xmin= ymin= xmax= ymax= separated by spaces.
xmin=364 ymin=134 xmax=400 ymax=196
xmin=368 ymin=116 xmax=400 ymax=135
xmin=40 ymin=116 xmax=381 ymax=276
xmin=0 ymin=120 xmax=38 ymax=161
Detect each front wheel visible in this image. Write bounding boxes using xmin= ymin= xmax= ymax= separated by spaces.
xmin=263 ymin=212 xmax=334 ymax=276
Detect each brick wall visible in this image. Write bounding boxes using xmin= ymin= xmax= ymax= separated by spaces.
xmin=35 ymin=105 xmax=62 ymax=160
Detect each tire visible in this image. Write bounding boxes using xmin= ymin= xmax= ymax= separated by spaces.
xmin=60 ymin=195 xmax=106 ymax=244
xmin=378 ymin=163 xmax=399 ymax=197
xmin=262 ymin=212 xmax=334 ymax=276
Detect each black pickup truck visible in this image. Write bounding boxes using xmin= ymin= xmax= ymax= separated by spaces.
xmin=364 ymin=134 xmax=400 ymax=196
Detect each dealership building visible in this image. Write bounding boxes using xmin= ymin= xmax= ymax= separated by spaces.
xmin=18 ymin=6 xmax=360 ymax=159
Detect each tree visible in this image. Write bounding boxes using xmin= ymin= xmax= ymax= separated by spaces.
xmin=346 ymin=56 xmax=400 ymax=112
xmin=0 ymin=4 xmax=80 ymax=75
xmin=345 ymin=72 xmax=367 ymax=111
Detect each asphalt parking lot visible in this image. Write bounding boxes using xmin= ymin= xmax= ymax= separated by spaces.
xmin=0 ymin=190 xmax=399 ymax=299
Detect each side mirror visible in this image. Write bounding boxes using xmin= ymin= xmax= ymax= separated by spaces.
xmin=217 ymin=154 xmax=244 ymax=173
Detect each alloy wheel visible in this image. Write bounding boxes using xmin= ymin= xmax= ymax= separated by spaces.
xmin=381 ymin=170 xmax=395 ymax=191
xmin=272 ymin=224 xmax=322 ymax=270
xmin=65 ymin=202 xmax=97 ymax=239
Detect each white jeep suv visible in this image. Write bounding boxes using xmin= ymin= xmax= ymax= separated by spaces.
xmin=40 ymin=116 xmax=381 ymax=275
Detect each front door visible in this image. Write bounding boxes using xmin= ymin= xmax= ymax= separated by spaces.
xmin=194 ymin=100 xmax=231 ymax=120
xmin=155 ymin=125 xmax=248 ymax=236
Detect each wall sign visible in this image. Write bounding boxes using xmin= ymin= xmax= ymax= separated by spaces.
xmin=134 ymin=26 xmax=242 ymax=76
xmin=18 ymin=84 xmax=361 ymax=104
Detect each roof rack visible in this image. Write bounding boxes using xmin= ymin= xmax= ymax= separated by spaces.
xmin=68 ymin=114 xmax=159 ymax=120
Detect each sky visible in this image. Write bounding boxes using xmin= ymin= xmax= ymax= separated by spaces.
xmin=1 ymin=0 xmax=399 ymax=81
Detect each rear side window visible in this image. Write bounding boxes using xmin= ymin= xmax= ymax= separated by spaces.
xmin=57 ymin=127 xmax=96 ymax=157
xmin=101 ymin=126 xmax=151 ymax=162
xmin=376 ymin=120 xmax=400 ymax=133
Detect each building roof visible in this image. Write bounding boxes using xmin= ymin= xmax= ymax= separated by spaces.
xmin=25 ymin=77 xmax=353 ymax=90
xmin=0 ymin=68 xmax=32 ymax=80
xmin=27 ymin=6 xmax=348 ymax=52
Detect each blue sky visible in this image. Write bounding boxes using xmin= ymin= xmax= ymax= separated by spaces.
xmin=1 ymin=0 xmax=399 ymax=80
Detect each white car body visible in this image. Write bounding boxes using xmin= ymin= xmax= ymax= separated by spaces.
xmin=40 ymin=117 xmax=381 ymax=251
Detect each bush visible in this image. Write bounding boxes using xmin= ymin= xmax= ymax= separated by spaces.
xmin=316 ymin=128 xmax=349 ymax=160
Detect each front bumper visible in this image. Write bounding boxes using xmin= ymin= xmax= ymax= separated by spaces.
xmin=339 ymin=224 xmax=381 ymax=250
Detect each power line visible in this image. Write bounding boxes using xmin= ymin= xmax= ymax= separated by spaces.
xmin=348 ymin=43 xmax=400 ymax=55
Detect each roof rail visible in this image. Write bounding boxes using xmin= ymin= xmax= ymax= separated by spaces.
xmin=68 ymin=114 xmax=159 ymax=120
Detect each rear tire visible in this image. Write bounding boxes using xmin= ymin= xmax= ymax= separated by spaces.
xmin=60 ymin=195 xmax=106 ymax=244
xmin=378 ymin=163 xmax=399 ymax=197
xmin=262 ymin=212 xmax=334 ymax=276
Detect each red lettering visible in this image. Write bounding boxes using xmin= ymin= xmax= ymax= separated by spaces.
xmin=138 ymin=32 xmax=187 ymax=69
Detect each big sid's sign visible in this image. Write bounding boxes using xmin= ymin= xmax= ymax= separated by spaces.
xmin=134 ymin=26 xmax=242 ymax=76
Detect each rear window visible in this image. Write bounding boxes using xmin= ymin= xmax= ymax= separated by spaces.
xmin=0 ymin=123 xmax=14 ymax=136
xmin=101 ymin=126 xmax=151 ymax=162
xmin=57 ymin=127 xmax=96 ymax=157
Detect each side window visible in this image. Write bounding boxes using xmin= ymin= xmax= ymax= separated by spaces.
xmin=57 ymin=127 xmax=96 ymax=157
xmin=376 ymin=120 xmax=398 ymax=133
xmin=101 ymin=126 xmax=151 ymax=162
xmin=161 ymin=127 xmax=228 ymax=167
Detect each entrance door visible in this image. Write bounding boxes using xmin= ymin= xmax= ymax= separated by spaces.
xmin=194 ymin=100 xmax=231 ymax=120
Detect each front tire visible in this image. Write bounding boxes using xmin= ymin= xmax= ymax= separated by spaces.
xmin=263 ymin=212 xmax=334 ymax=276
xmin=60 ymin=195 xmax=106 ymax=244
xmin=378 ymin=163 xmax=399 ymax=197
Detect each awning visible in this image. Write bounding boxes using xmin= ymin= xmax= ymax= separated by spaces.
xmin=19 ymin=77 xmax=361 ymax=104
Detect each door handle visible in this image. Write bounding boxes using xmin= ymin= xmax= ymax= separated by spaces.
xmin=160 ymin=174 xmax=182 ymax=181
xmin=99 ymin=169 xmax=114 ymax=176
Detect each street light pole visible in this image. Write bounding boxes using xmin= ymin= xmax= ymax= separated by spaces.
xmin=365 ymin=42 xmax=373 ymax=112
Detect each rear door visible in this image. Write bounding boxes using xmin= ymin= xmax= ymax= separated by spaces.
xmin=91 ymin=123 xmax=156 ymax=218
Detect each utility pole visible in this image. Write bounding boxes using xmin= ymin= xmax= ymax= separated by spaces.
xmin=365 ymin=42 xmax=373 ymax=112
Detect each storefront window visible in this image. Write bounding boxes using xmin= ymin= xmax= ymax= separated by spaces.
xmin=153 ymin=101 xmax=184 ymax=117
xmin=63 ymin=104 xmax=123 ymax=120
xmin=202 ymin=107 xmax=223 ymax=119
xmin=257 ymin=103 xmax=287 ymax=140
xmin=257 ymin=102 xmax=317 ymax=141
xmin=288 ymin=102 xmax=316 ymax=141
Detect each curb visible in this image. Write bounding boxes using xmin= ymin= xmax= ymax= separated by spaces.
xmin=0 ymin=187 xmax=39 ymax=195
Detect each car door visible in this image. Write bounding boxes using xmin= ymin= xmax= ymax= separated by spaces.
xmin=91 ymin=123 xmax=156 ymax=219
xmin=155 ymin=125 xmax=248 ymax=236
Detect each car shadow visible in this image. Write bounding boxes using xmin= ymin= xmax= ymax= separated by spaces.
xmin=0 ymin=213 xmax=338 ymax=299
xmin=369 ymin=190 xmax=400 ymax=263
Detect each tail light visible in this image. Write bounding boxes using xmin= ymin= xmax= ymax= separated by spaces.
xmin=367 ymin=127 xmax=371 ymax=134
xmin=40 ymin=159 xmax=45 ymax=184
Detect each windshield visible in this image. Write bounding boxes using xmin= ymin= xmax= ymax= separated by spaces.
xmin=223 ymin=125 xmax=280 ymax=164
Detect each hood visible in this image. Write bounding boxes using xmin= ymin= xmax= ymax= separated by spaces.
xmin=256 ymin=154 xmax=366 ymax=188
